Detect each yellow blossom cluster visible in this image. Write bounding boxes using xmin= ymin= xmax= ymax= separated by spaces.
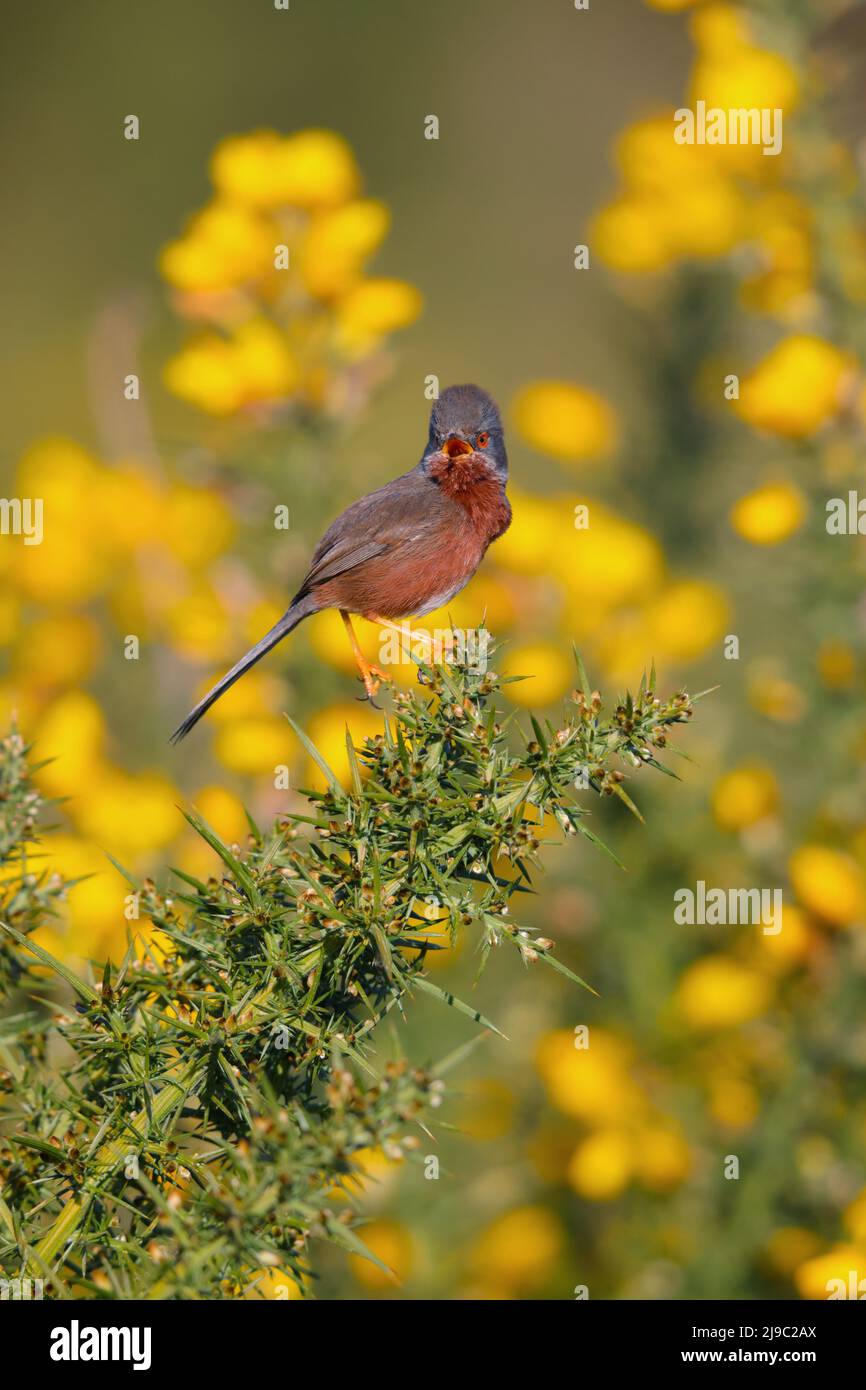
xmin=161 ymin=129 xmax=422 ymax=417
xmin=535 ymin=1028 xmax=692 ymax=1202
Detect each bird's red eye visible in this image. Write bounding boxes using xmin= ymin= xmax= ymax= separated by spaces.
xmin=476 ymin=431 xmax=490 ymax=449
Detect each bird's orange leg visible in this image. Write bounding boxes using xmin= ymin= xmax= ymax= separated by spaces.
xmin=341 ymin=611 xmax=390 ymax=705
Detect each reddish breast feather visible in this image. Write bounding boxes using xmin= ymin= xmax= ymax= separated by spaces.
xmin=427 ymin=456 xmax=512 ymax=545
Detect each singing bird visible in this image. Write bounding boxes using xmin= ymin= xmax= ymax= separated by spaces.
xmin=171 ymin=384 xmax=512 ymax=741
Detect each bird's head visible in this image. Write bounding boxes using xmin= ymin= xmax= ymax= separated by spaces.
xmin=422 ymin=384 xmax=507 ymax=481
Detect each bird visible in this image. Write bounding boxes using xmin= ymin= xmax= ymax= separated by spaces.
xmin=170 ymin=383 xmax=512 ymax=742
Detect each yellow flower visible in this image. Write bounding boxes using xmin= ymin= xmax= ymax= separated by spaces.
xmin=34 ymin=692 xmax=106 ymax=798
xmin=844 ymin=1189 xmax=866 ymax=1243
xmin=214 ymin=715 xmax=291 ymax=776
xmin=736 ymin=336 xmax=852 ymax=438
xmin=690 ymin=3 xmax=752 ymax=53
xmin=38 ymin=834 xmax=128 ymax=962
xmin=163 ymin=485 xmax=235 ymax=569
xmin=644 ymin=580 xmax=730 ymax=662
xmin=676 ymin=956 xmax=773 ymax=1030
xmin=14 ymin=440 xmax=110 ymax=604
xmin=499 ymin=642 xmax=572 ymax=707
xmin=634 ymin=1126 xmax=692 ymax=1192
xmin=492 ymin=489 xmax=561 ymax=576
xmin=165 ymin=321 xmax=299 ymax=415
xmin=711 ymin=763 xmax=778 ymax=831
xmin=561 ymin=506 xmax=664 ymax=607
xmin=708 ymin=1073 xmax=759 ymax=1130
xmin=235 ymin=320 xmax=300 ymax=398
xmin=211 ymin=129 xmax=360 ymax=210
xmin=349 ymin=1219 xmax=413 ymax=1290
xmin=591 ymin=193 xmax=674 ymax=272
xmin=763 ymin=1227 xmax=822 ymax=1279
xmin=795 ymin=1245 xmax=866 ymax=1300
xmin=690 ymin=36 xmax=799 ymax=174
xmin=192 ymin=786 xmax=249 ymax=846
xmin=335 ymin=278 xmax=423 ymax=353
xmin=536 ymin=1028 xmax=644 ymax=1124
xmin=730 ymin=480 xmax=806 ymax=544
xmin=15 ymin=614 xmax=101 ymax=688
xmin=300 ymin=200 xmax=390 ymax=299
xmin=748 ymin=669 xmax=806 ymax=724
xmin=76 ymin=768 xmax=181 ymax=857
xmin=758 ymin=904 xmax=812 ymax=971
xmin=661 ymin=177 xmax=747 ymax=259
xmin=165 ymin=587 xmax=231 ymax=662
xmin=243 ymin=1270 xmax=304 ymax=1300
xmin=469 ymin=1206 xmax=562 ymax=1290
xmin=512 ymin=381 xmax=618 ymax=462
xmin=818 ymin=640 xmax=856 ymax=690
xmin=160 ymin=201 xmax=275 ymax=292
xmin=306 ymin=702 xmax=383 ymax=789
xmin=789 ymin=845 xmax=865 ymax=926
xmin=568 ymin=1130 xmax=634 ymax=1201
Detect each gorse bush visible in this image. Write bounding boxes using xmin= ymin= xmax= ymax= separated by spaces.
xmin=0 ymin=644 xmax=699 ymax=1298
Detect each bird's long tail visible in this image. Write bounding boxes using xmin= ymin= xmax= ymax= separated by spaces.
xmin=170 ymin=595 xmax=316 ymax=744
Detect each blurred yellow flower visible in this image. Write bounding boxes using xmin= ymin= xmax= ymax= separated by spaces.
xmin=469 ymin=1206 xmax=562 ymax=1291
xmin=536 ymin=1028 xmax=644 ymax=1124
xmin=763 ymin=1227 xmax=822 ymax=1278
xmin=730 ymin=480 xmax=806 ymax=545
xmin=166 ymin=320 xmax=300 ymax=416
xmin=789 ymin=845 xmax=865 ymax=926
xmin=306 ymin=701 xmax=382 ymax=789
xmin=336 ymin=278 xmax=423 ymax=352
xmin=160 ymin=201 xmax=275 ymax=293
xmin=349 ymin=1219 xmax=413 ymax=1290
xmin=193 ymin=785 xmax=249 ymax=846
xmin=818 ymin=640 xmax=856 ymax=691
xmin=165 ymin=588 xmax=231 ymax=662
xmin=676 ymin=956 xmax=773 ymax=1030
xmin=645 ymin=579 xmax=730 ymax=662
xmin=500 ymin=641 xmax=572 ymax=707
xmin=795 ymin=1245 xmax=866 ymax=1300
xmin=708 ymin=1073 xmax=759 ymax=1130
xmin=214 ymin=715 xmax=291 ymax=776
xmin=758 ymin=904 xmax=812 ymax=971
xmin=34 ymin=691 xmax=106 ymax=798
xmin=748 ymin=669 xmax=807 ymax=724
xmin=564 ymin=507 xmax=665 ymax=607
xmin=243 ymin=1269 xmax=304 ymax=1300
xmin=844 ymin=1189 xmax=866 ymax=1243
xmin=211 ymin=129 xmax=360 ymax=210
xmin=634 ymin=1126 xmax=692 ymax=1192
xmin=512 ymin=381 xmax=618 ymax=462
xmin=76 ymin=768 xmax=181 ymax=857
xmin=591 ymin=193 xmax=673 ymax=272
xmin=568 ymin=1129 xmax=634 ymax=1201
xmin=14 ymin=614 xmax=101 ymax=688
xmin=163 ymin=486 xmax=235 ymax=570
xmin=711 ymin=763 xmax=778 ymax=830
xmin=300 ymin=199 xmax=390 ymax=299
xmin=736 ymin=336 xmax=852 ymax=438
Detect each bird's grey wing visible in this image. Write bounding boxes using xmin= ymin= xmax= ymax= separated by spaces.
xmin=294 ymin=470 xmax=456 ymax=597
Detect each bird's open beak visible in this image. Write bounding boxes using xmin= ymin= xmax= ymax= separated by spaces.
xmin=442 ymin=436 xmax=473 ymax=459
